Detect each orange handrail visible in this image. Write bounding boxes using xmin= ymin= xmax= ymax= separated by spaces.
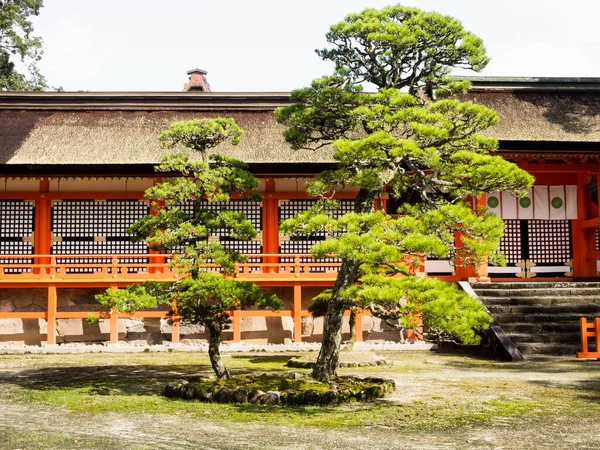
xmin=0 ymin=253 xmax=343 ymax=283
xmin=577 ymin=317 xmax=600 ymax=359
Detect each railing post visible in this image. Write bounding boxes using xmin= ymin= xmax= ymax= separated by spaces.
xmin=233 ymin=309 xmax=241 ymax=342
xmin=293 ymin=284 xmax=302 ymax=343
xmin=49 ymin=256 xmax=56 ymax=278
xmin=580 ymin=318 xmax=589 ymax=354
xmin=595 ymin=318 xmax=600 ymax=354
xmin=112 ymin=257 xmax=118 ymax=278
xmin=46 ymin=284 xmax=57 ymax=345
xmin=294 ymin=255 xmax=300 ymax=276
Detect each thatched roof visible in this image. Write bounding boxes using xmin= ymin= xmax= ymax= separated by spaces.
xmin=0 ymin=109 xmax=335 ymax=165
xmin=0 ymin=78 xmax=599 ymax=168
xmin=464 ymin=79 xmax=600 ymax=143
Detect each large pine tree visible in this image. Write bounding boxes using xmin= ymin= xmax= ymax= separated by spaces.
xmin=276 ymin=5 xmax=534 ymax=380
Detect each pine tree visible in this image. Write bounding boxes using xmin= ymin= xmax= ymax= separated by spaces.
xmin=95 ymin=118 xmax=282 ymax=379
xmin=276 ymin=5 xmax=534 ymax=381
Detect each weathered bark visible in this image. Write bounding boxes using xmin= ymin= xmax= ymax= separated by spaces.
xmin=348 ymin=309 xmax=357 ymax=349
xmin=312 ymin=188 xmax=376 ymax=381
xmin=206 ymin=321 xmax=230 ymax=379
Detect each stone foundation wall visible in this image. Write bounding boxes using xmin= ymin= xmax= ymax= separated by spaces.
xmin=0 ymin=287 xmax=401 ymax=345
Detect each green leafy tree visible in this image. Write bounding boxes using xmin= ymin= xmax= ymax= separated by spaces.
xmin=95 ymin=118 xmax=282 ymax=379
xmin=276 ymin=4 xmax=534 ymax=381
xmin=0 ymin=0 xmax=50 ymax=91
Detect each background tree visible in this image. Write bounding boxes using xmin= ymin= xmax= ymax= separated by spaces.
xmin=95 ymin=119 xmax=282 ymax=379
xmin=276 ymin=4 xmax=534 ymax=381
xmin=0 ymin=0 xmax=49 ymax=90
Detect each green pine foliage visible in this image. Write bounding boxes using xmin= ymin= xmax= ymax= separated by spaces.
xmin=0 ymin=0 xmax=50 ymax=91
xmin=94 ymin=119 xmax=282 ymax=379
xmin=276 ymin=4 xmax=534 ymax=380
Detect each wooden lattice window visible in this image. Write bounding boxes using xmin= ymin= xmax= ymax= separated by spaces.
xmin=178 ymin=200 xmax=263 ymax=272
xmin=0 ymin=200 xmax=34 ymax=274
xmin=497 ymin=219 xmax=522 ymax=265
xmin=51 ymin=200 xmax=149 ymax=273
xmin=278 ymin=199 xmax=354 ymax=272
xmin=528 ymin=219 xmax=572 ymax=264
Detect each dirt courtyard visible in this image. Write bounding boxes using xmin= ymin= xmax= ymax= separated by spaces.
xmin=0 ymin=349 xmax=599 ymax=449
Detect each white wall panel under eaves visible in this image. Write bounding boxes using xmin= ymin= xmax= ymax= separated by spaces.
xmin=486 ymin=186 xmax=577 ymax=220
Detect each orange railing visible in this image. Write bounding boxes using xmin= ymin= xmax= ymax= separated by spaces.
xmin=0 ymin=253 xmax=343 ymax=284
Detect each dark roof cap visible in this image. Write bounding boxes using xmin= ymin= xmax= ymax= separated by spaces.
xmin=187 ymin=68 xmax=208 ymax=75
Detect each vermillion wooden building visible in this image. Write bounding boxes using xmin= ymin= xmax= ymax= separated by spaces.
xmin=1 ymin=75 xmax=599 ymax=346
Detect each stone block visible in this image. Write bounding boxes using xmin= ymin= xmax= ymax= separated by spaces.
xmin=0 ymin=300 xmax=15 ymax=312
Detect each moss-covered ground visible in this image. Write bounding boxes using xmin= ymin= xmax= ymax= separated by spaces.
xmin=0 ymin=350 xmax=599 ymax=449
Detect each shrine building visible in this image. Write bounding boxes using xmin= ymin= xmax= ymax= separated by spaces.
xmin=0 ymin=73 xmax=599 ymax=346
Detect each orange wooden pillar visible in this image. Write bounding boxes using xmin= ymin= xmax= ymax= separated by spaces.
xmin=232 ymin=309 xmax=241 ymax=342
xmin=293 ymin=284 xmax=302 ymax=343
xmin=35 ymin=180 xmax=51 ymax=274
xmin=46 ymin=284 xmax=57 ymax=345
xmin=148 ymin=181 xmax=164 ymax=275
xmin=109 ymin=284 xmax=119 ymax=344
xmin=170 ymin=298 xmax=180 ymax=344
xmin=354 ymin=311 xmax=363 ymax=342
xmin=262 ymin=178 xmax=279 ymax=273
xmin=573 ymin=173 xmax=596 ymax=278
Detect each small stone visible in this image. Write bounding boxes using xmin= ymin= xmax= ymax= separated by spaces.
xmin=280 ymin=391 xmax=297 ymax=406
xmin=249 ymin=389 xmax=265 ymax=404
xmin=261 ymin=391 xmax=280 ymax=405
xmin=232 ymin=388 xmax=249 ymax=403
xmin=320 ymin=390 xmax=339 ymax=405
xmin=216 ymin=386 xmax=234 ymax=403
xmin=301 ymin=390 xmax=321 ymax=405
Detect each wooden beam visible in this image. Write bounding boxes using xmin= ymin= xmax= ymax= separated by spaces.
xmin=517 ymin=163 xmax=600 ymax=173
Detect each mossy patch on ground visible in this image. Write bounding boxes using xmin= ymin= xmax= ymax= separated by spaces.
xmin=163 ymin=372 xmax=396 ymax=405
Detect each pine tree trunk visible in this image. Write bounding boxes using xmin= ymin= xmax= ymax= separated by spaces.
xmin=348 ymin=309 xmax=357 ymax=349
xmin=312 ymin=188 xmax=376 ymax=381
xmin=206 ymin=321 xmax=230 ymax=379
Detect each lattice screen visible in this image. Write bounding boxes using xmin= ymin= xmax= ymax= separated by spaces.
xmin=528 ymin=219 xmax=572 ymax=264
xmin=278 ymin=200 xmax=354 ymax=272
xmin=51 ymin=200 xmax=149 ymax=273
xmin=498 ymin=219 xmax=522 ymax=265
xmin=178 ymin=200 xmax=263 ymax=272
xmin=0 ymin=201 xmax=34 ymax=274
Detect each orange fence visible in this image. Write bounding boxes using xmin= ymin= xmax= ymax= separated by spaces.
xmin=577 ymin=317 xmax=600 ymax=359
xmin=0 ymin=253 xmax=342 ymax=284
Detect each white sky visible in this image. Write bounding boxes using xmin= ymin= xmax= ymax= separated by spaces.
xmin=31 ymin=0 xmax=600 ymax=92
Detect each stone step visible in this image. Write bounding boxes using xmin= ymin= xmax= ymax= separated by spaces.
xmin=486 ymin=304 xmax=600 ymax=314
xmin=479 ymin=296 xmax=600 ymax=306
xmin=472 ymin=288 xmax=600 ymax=298
xmin=500 ymin=322 xmax=580 ymax=333
xmin=508 ymin=332 xmax=581 ymax=344
xmin=517 ymin=342 xmax=582 ymax=356
xmin=493 ymin=313 xmax=592 ymax=323
xmin=473 ymin=282 xmax=600 ymax=290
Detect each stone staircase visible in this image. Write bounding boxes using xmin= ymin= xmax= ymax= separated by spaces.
xmin=470 ymin=282 xmax=600 ymax=357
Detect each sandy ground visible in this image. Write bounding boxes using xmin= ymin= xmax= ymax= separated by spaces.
xmin=0 ymin=351 xmax=599 ymax=449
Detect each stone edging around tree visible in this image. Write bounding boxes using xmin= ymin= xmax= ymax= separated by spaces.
xmin=163 ymin=373 xmax=396 ymax=406
xmin=285 ymin=356 xmax=390 ymax=369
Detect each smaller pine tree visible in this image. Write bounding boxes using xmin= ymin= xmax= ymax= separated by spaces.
xmin=94 ymin=119 xmax=281 ymax=379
